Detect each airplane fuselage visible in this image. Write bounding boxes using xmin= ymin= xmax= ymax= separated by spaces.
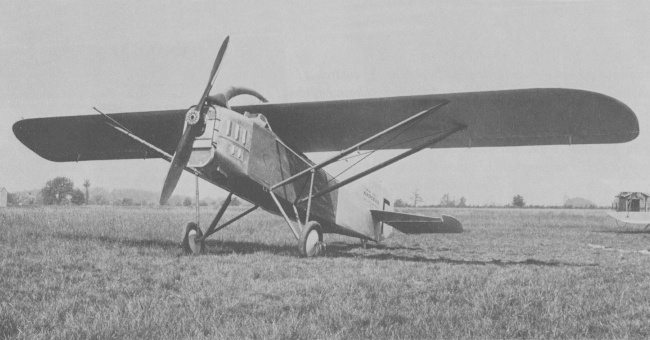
xmin=188 ymin=106 xmax=395 ymax=241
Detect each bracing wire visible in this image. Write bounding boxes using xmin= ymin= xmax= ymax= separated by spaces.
xmin=326 ymin=113 xmax=438 ymax=184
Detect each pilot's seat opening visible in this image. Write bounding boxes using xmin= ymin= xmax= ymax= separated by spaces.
xmin=245 ymin=111 xmax=272 ymax=131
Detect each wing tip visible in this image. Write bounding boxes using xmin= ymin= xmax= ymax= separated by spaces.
xmin=608 ymin=95 xmax=639 ymax=143
xmin=12 ymin=118 xmax=66 ymax=162
xmin=573 ymin=88 xmax=639 ymax=143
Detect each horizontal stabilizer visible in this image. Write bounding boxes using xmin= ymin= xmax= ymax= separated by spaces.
xmin=370 ymin=210 xmax=463 ymax=234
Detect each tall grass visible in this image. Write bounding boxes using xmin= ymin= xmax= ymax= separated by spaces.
xmin=1 ymin=206 xmax=649 ymax=339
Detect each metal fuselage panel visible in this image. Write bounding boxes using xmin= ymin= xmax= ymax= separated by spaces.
xmin=334 ymin=178 xmax=395 ymax=241
xmin=194 ymin=107 xmax=394 ymax=241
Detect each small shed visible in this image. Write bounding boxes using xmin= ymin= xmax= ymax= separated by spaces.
xmin=0 ymin=187 xmax=7 ymax=208
xmin=613 ymin=192 xmax=649 ymax=212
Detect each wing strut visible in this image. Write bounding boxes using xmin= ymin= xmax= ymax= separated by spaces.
xmin=94 ymin=107 xmax=174 ymax=162
xmin=298 ymin=121 xmax=466 ymax=204
xmin=271 ymin=100 xmax=450 ymax=190
xmin=94 ymin=107 xmax=221 ymax=187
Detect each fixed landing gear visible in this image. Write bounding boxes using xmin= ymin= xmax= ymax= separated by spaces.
xmin=299 ymin=221 xmax=325 ymax=257
xmin=182 ymin=222 xmax=206 ymax=254
xmin=182 ymin=175 xmax=205 ymax=255
xmin=269 ymin=174 xmax=327 ymax=257
xmin=180 ymin=174 xmax=259 ymax=256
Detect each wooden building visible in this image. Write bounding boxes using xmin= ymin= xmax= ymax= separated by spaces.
xmin=613 ymin=192 xmax=649 ymax=212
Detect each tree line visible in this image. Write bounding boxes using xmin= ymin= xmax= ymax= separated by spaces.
xmin=7 ymin=177 xmax=88 ymax=206
xmin=394 ymin=189 xmax=470 ymax=208
xmin=394 ymin=192 xmax=604 ymax=209
xmin=6 ymin=176 xmax=240 ymax=208
xmin=395 ymin=192 xmax=526 ymax=208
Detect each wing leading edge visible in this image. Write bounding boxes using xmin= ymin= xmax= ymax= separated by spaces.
xmin=233 ymin=88 xmax=639 ymax=152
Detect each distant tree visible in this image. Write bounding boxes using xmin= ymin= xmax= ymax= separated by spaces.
xmin=183 ymin=197 xmax=192 ymax=207
xmin=411 ymin=189 xmax=422 ymax=207
xmin=41 ymin=177 xmax=75 ymax=205
xmin=83 ymin=179 xmax=90 ymax=204
xmin=70 ymin=188 xmax=85 ymax=205
xmin=512 ymin=195 xmax=525 ymax=208
xmin=394 ymin=199 xmax=410 ymax=208
xmin=440 ymin=193 xmax=449 ymax=206
xmin=121 ymin=198 xmax=133 ymax=206
xmin=440 ymin=193 xmax=456 ymax=207
xmin=458 ymin=196 xmax=467 ymax=207
xmin=93 ymin=195 xmax=109 ymax=205
xmin=199 ymin=200 xmax=208 ymax=207
xmin=231 ymin=197 xmax=241 ymax=207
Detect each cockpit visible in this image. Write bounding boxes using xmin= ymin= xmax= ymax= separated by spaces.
xmin=244 ymin=111 xmax=272 ymax=131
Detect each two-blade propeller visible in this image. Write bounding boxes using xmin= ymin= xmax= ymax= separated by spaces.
xmin=159 ymin=36 xmax=230 ymax=205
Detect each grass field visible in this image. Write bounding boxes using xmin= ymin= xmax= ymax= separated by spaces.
xmin=1 ymin=206 xmax=650 ymax=339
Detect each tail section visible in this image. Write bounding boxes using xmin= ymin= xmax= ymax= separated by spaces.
xmin=370 ymin=210 xmax=463 ymax=234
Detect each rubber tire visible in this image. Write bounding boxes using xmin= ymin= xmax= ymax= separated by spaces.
xmin=299 ymin=221 xmax=323 ymax=257
xmin=182 ymin=222 xmax=205 ymax=255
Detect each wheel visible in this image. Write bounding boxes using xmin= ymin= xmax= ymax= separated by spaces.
xmin=299 ymin=221 xmax=323 ymax=257
xmin=182 ymin=222 xmax=205 ymax=255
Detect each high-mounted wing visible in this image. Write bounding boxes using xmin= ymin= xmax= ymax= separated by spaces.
xmin=233 ymin=88 xmax=639 ymax=152
xmin=12 ymin=110 xmax=185 ymax=162
xmin=13 ymin=88 xmax=638 ymax=163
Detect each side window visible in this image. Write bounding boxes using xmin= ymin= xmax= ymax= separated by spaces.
xmin=226 ymin=121 xmax=232 ymax=136
xmin=241 ymin=129 xmax=247 ymax=145
xmin=234 ymin=124 xmax=240 ymax=140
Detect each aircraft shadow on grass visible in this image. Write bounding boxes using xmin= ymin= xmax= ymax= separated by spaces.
xmin=322 ymin=243 xmax=592 ymax=267
xmin=595 ymin=228 xmax=650 ymax=235
xmin=51 ymin=232 xmax=593 ymax=267
xmin=204 ymin=240 xmax=593 ymax=267
xmin=51 ymin=232 xmax=179 ymax=250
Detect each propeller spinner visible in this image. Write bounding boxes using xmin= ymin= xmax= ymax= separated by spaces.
xmin=159 ymin=36 xmax=230 ymax=205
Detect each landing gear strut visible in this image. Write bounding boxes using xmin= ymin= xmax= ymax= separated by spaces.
xmin=180 ymin=175 xmax=258 ymax=255
xmin=182 ymin=174 xmax=205 ymax=255
xmin=269 ymin=173 xmax=327 ymax=257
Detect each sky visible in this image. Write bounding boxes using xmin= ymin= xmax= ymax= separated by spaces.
xmin=1 ymin=0 xmax=649 ymax=206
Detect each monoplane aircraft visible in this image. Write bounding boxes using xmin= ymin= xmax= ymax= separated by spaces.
xmin=13 ymin=37 xmax=639 ymax=256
